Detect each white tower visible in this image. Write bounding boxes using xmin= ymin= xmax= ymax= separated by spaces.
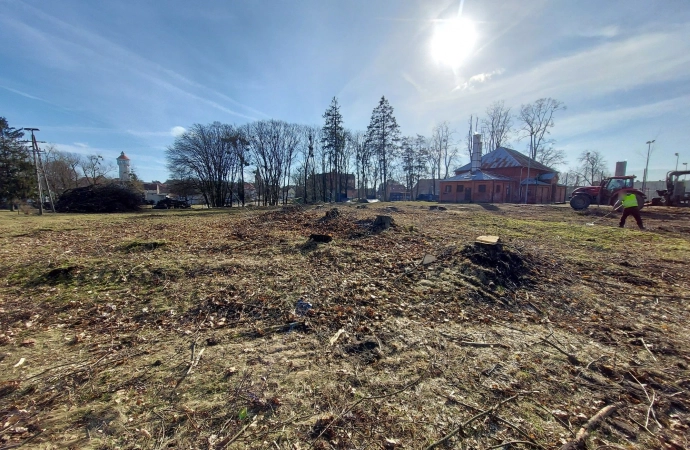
xmin=117 ymin=152 xmax=131 ymax=182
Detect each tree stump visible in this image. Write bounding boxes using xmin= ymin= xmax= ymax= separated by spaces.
xmin=373 ymin=215 xmax=394 ymax=232
xmin=323 ymin=208 xmax=340 ymax=220
xmin=474 ymin=235 xmax=502 ymax=258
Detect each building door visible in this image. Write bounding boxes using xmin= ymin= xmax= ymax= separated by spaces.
xmin=464 ymin=188 xmax=472 ymax=202
xmin=494 ymin=184 xmax=503 ymax=203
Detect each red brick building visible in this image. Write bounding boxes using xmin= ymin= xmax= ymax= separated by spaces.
xmin=439 ymin=137 xmax=566 ymax=204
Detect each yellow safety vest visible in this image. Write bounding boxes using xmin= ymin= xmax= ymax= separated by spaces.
xmin=621 ymin=193 xmax=638 ymax=208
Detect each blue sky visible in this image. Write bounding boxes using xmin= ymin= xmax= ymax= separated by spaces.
xmin=1 ymin=0 xmax=689 ymax=182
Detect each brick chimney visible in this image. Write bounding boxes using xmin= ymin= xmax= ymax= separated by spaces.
xmin=471 ymin=133 xmax=482 ymax=173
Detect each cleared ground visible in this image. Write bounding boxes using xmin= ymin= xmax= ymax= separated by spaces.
xmin=0 ymin=203 xmax=689 ymax=449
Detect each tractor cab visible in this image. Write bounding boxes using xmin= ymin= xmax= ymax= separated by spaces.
xmin=602 ymin=177 xmax=634 ymax=192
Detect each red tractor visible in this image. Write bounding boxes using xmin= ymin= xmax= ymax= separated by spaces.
xmin=569 ymin=176 xmax=645 ymax=210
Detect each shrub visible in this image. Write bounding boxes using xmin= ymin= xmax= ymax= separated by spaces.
xmin=55 ymin=184 xmax=142 ymax=213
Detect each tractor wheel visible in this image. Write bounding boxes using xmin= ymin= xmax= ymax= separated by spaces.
xmin=636 ymin=194 xmax=645 ymax=210
xmin=570 ymin=195 xmax=591 ymax=210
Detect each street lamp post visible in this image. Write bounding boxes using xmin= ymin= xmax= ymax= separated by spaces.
xmin=675 ymin=153 xmax=679 ymax=171
xmin=643 ymin=140 xmax=655 ymax=195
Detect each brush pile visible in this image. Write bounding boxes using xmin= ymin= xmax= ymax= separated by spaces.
xmin=55 ymin=183 xmax=142 ymax=213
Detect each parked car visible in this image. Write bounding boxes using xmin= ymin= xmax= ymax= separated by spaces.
xmin=153 ymin=198 xmax=191 ymax=209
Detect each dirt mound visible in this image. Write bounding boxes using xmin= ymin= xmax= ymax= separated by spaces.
xmin=457 ymin=243 xmax=534 ymax=289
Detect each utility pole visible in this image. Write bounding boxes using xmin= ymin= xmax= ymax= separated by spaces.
xmin=24 ymin=128 xmax=44 ymax=215
xmin=22 ymin=128 xmax=56 ymax=214
xmin=675 ymin=152 xmax=679 ymax=171
xmin=642 ymin=140 xmax=654 ymax=195
xmin=524 ymin=135 xmax=533 ymax=204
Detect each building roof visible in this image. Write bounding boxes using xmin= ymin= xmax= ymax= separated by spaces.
xmin=454 ymin=147 xmax=555 ymax=173
xmin=444 ymin=169 xmax=513 ymax=182
xmin=413 ymin=179 xmax=440 ymax=194
xmin=143 ymin=182 xmax=168 ymax=193
xmin=520 ymin=178 xmax=551 ymax=186
xmin=117 ymin=151 xmax=130 ymax=160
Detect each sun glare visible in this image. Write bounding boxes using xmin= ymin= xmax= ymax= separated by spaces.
xmin=431 ymin=18 xmax=477 ymax=67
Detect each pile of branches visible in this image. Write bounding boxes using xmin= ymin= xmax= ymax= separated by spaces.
xmin=55 ymin=184 xmax=142 ymax=213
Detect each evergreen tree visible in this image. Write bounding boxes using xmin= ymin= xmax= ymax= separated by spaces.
xmin=321 ymin=97 xmax=346 ymax=201
xmin=0 ymin=117 xmax=34 ymax=207
xmin=365 ymin=96 xmax=400 ymax=201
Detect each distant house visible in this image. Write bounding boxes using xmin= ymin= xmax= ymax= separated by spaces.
xmin=281 ymin=185 xmax=297 ymax=201
xmin=379 ymin=181 xmax=411 ymax=201
xmin=412 ymin=179 xmax=440 ymax=201
xmin=142 ymin=181 xmax=170 ymax=203
xmin=307 ymin=172 xmax=356 ymax=201
xmin=439 ymin=135 xmax=566 ymax=204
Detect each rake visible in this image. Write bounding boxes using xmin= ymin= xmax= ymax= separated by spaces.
xmin=585 ymin=202 xmax=621 ymax=226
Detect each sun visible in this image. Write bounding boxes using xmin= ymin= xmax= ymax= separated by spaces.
xmin=431 ymin=18 xmax=477 ymax=67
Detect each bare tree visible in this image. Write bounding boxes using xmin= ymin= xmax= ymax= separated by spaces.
xmin=482 ymin=101 xmax=512 ymax=151
xmin=42 ymin=145 xmax=81 ymax=193
xmin=80 ymin=154 xmax=114 ymax=186
xmin=298 ymin=125 xmax=320 ymax=203
xmin=430 ymin=122 xmax=455 ymax=179
xmin=349 ymin=130 xmax=368 ymax=199
xmin=166 ymin=122 xmax=239 ymax=207
xmin=413 ymin=135 xmax=429 ymax=198
xmin=248 ymin=119 xmax=301 ymax=206
xmin=464 ymin=115 xmax=475 ymax=160
xmin=425 ymin=135 xmax=441 ymax=195
xmin=577 ymin=150 xmax=609 ymax=185
xmin=223 ymin=128 xmax=251 ymax=206
xmin=536 ymin=145 xmax=567 ymax=168
xmin=518 ymin=98 xmax=566 ymax=202
xmin=518 ymin=98 xmax=566 ymax=160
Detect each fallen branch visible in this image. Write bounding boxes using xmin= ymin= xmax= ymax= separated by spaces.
xmin=533 ymin=402 xmax=575 ymax=436
xmin=628 ymin=371 xmax=662 ymax=429
xmin=494 ymin=415 xmax=547 ymax=450
xmin=186 ymin=347 xmax=205 ymax=375
xmin=559 ymin=403 xmax=621 ymax=450
xmin=461 ymin=341 xmax=510 ymax=349
xmin=425 ymin=394 xmax=520 ymax=450
xmin=486 ymin=441 xmax=542 ymax=450
xmin=439 ymin=332 xmax=511 ymax=349
xmin=540 ymin=336 xmax=581 ymax=366
xmin=639 ymin=338 xmax=657 ymax=361
xmin=217 ymin=418 xmax=254 ymax=449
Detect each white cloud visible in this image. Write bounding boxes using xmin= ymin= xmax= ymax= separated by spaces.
xmin=170 ymin=126 xmax=186 ymax=137
xmin=73 ymin=142 xmax=89 ymax=148
xmin=454 ymin=68 xmax=505 ymax=91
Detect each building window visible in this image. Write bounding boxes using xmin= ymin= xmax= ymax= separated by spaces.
xmin=444 ymin=185 xmax=451 ymax=193
xmin=456 ymin=185 xmax=464 ymax=192
xmin=495 ymin=184 xmax=501 ymax=193
xmin=478 ymin=184 xmax=486 ymax=193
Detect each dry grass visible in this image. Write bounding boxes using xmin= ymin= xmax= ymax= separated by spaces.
xmin=0 ymin=203 xmax=689 ymax=449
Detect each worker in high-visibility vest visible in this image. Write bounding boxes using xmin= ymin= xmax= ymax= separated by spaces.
xmin=618 ymin=192 xmax=644 ymax=229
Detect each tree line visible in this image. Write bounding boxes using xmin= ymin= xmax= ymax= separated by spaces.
xmin=165 ymin=95 xmax=573 ymax=206
xmin=4 ymin=95 xmax=619 ymax=209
